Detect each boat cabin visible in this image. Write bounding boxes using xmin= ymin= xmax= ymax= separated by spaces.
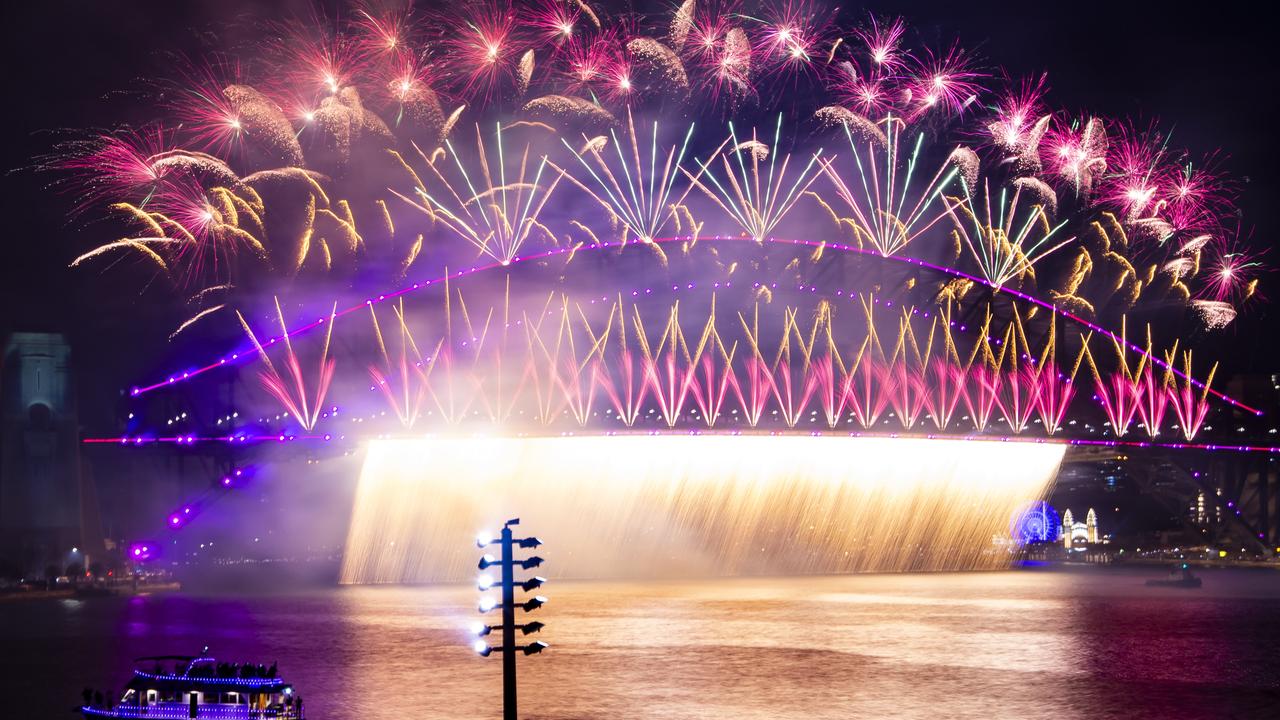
xmin=80 ymin=655 xmax=304 ymax=719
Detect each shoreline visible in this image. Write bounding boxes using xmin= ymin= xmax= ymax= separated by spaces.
xmin=4 ymin=560 xmax=1277 ymax=600
xmin=0 ymin=582 xmax=181 ymax=603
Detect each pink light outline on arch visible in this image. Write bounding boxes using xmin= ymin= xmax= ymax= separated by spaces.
xmin=82 ymin=428 xmax=1280 ymax=456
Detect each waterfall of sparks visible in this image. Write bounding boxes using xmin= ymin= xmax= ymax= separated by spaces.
xmin=339 ymin=434 xmax=1064 ymax=583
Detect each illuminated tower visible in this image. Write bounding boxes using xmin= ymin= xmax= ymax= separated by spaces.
xmin=1086 ymin=509 xmax=1098 ymax=543
xmin=1061 ymin=509 xmax=1074 ymax=548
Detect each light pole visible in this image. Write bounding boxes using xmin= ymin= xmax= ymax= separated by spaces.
xmin=472 ymin=518 xmax=547 ymax=720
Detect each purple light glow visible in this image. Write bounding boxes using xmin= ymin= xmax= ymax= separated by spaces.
xmin=128 ymin=541 xmax=157 ymax=561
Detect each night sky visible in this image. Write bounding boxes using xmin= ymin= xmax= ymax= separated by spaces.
xmin=3 ymin=0 xmax=1277 ymax=430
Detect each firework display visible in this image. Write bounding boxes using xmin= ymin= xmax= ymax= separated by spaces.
xmin=60 ymin=1 xmax=1257 ymax=316
xmin=341 ymin=435 xmax=1066 ymax=581
xmin=216 ymin=283 xmax=1225 ymax=442
xmin=56 ymin=0 xmax=1265 ymax=452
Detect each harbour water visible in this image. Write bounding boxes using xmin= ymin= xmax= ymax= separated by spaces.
xmin=3 ymin=567 xmax=1278 ymax=719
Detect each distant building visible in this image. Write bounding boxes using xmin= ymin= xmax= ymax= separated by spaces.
xmin=1060 ymin=508 xmax=1102 ymax=548
xmin=1190 ymin=490 xmax=1223 ymax=525
xmin=0 ymin=333 xmax=100 ymax=577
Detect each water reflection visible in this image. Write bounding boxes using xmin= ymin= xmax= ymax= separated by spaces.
xmin=1 ymin=569 xmax=1277 ymax=719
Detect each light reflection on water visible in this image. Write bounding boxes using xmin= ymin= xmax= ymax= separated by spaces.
xmin=3 ymin=568 xmax=1279 ymax=719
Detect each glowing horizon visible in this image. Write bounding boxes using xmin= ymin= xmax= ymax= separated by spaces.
xmin=340 ymin=434 xmax=1065 ymax=583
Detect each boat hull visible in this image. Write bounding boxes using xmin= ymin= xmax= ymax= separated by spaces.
xmin=1145 ymin=578 xmax=1202 ymax=588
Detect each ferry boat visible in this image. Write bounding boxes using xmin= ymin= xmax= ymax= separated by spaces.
xmin=79 ymin=653 xmax=304 ymax=719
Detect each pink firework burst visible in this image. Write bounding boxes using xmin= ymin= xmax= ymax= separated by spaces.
xmin=446 ymin=2 xmax=522 ymax=99
xmin=558 ymin=33 xmax=618 ymax=93
xmin=150 ymin=177 xmax=217 ymax=239
xmin=708 ymin=27 xmax=755 ymax=102
xmin=1164 ymin=155 xmax=1236 ymax=233
xmin=748 ymin=0 xmax=834 ymax=73
xmin=169 ymin=59 xmax=249 ymax=155
xmin=59 ymin=127 xmax=174 ymax=211
xmin=1102 ymin=124 xmax=1174 ymax=221
xmin=855 ymin=15 xmax=908 ymax=72
xmin=1043 ymin=116 xmax=1109 ymax=196
xmin=675 ymin=3 xmax=759 ymax=106
xmin=526 ymin=0 xmax=580 ymax=47
xmin=985 ymin=75 xmax=1049 ymax=154
xmin=684 ymin=4 xmax=733 ymax=62
xmin=275 ymin=18 xmax=365 ymax=100
xmin=908 ymin=44 xmax=983 ymax=117
xmin=832 ymin=66 xmax=895 ymax=118
xmin=352 ymin=6 xmax=416 ymax=63
xmin=1201 ymin=237 xmax=1264 ymax=305
xmin=602 ymin=46 xmax=635 ymax=103
xmin=379 ymin=49 xmax=440 ymax=108
xmin=140 ymin=174 xmax=228 ymax=285
xmin=272 ymin=87 xmax=324 ymax=127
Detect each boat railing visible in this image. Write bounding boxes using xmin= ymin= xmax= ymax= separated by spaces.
xmin=81 ymin=703 xmax=302 ymax=719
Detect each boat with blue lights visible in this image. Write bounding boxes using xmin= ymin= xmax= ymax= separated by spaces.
xmin=79 ymin=653 xmax=304 ymax=719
